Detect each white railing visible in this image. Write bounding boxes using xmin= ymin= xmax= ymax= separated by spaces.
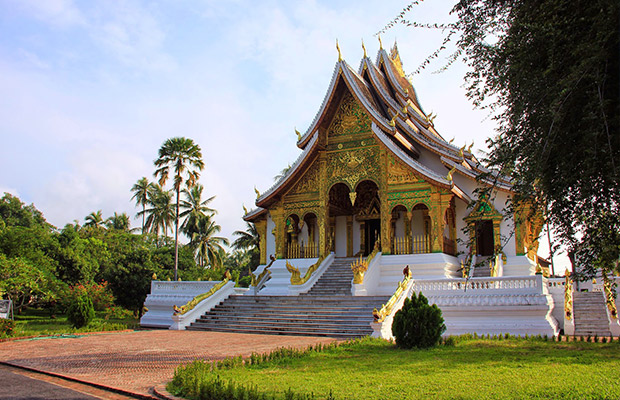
xmin=411 ymin=275 xmax=545 ymax=295
xmin=151 ymin=281 xmax=220 ymax=294
xmin=170 ymin=280 xmax=235 ymax=330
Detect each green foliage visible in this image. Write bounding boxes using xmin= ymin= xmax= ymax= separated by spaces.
xmin=66 ymin=288 xmax=95 ymax=328
xmin=62 ymin=281 xmax=114 ymax=312
xmin=104 ymin=306 xmax=134 ymax=320
xmin=392 ymin=292 xmax=446 ymax=349
xmin=0 ymin=318 xmax=15 ymax=338
xmin=0 ymin=254 xmax=61 ymax=313
xmin=383 ymin=0 xmax=619 ymax=277
xmin=0 ymin=193 xmax=51 ymax=229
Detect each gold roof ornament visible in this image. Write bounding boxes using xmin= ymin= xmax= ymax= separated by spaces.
xmin=404 ymin=88 xmax=409 ymax=98
xmin=446 ymin=166 xmax=457 ymax=183
xmin=378 ymin=34 xmax=383 ymax=50
xmin=362 ymin=39 xmax=367 ymax=58
xmin=388 ymin=113 xmax=396 ymax=127
xmin=449 ymin=137 xmax=455 ymax=144
xmin=402 ymin=105 xmax=408 ymax=114
xmin=467 ymin=141 xmax=474 ymax=153
xmin=295 ymin=128 xmax=302 ymax=141
xmin=336 ymin=39 xmax=342 ymax=62
xmin=459 ymin=145 xmax=466 ymax=159
xmin=242 ymin=204 xmax=248 ymax=216
xmin=254 ymin=186 xmax=261 ymax=199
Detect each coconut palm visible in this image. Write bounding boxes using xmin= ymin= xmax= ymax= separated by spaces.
xmin=138 ymin=184 xmax=174 ymax=238
xmin=180 ymin=184 xmax=216 ymax=238
xmin=105 ymin=212 xmax=131 ymax=231
xmin=191 ymin=215 xmax=229 ymax=269
xmin=154 ymin=137 xmax=204 ymax=280
xmin=84 ymin=210 xmax=104 ymax=229
xmin=273 ymin=164 xmax=292 ymax=182
xmin=232 ymin=221 xmax=259 ymax=251
xmin=131 ymin=177 xmax=153 ymax=234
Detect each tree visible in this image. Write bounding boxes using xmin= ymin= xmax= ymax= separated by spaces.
xmin=84 ymin=210 xmax=105 ymax=229
xmin=0 ymin=193 xmax=50 ymax=229
xmin=0 ymin=254 xmax=60 ymax=313
xmin=131 ymin=177 xmax=153 ymax=234
xmin=154 ymin=137 xmax=205 ymax=280
xmin=382 ymin=0 xmax=619 ymax=276
xmin=180 ymin=183 xmax=216 ymax=238
xmin=138 ymin=184 xmax=175 ymax=238
xmin=232 ymin=221 xmax=260 ymax=271
xmin=105 ymin=212 xmax=131 ymax=231
xmin=191 ymin=215 xmax=229 ymax=269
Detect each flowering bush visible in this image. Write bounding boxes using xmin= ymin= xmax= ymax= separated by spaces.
xmin=104 ymin=306 xmax=134 ymax=320
xmin=63 ymin=281 xmax=114 ymax=312
xmin=0 ymin=319 xmax=15 ymax=338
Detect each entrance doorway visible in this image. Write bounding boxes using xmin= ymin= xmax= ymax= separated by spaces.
xmin=475 ymin=220 xmax=494 ymax=256
xmin=365 ymin=219 xmax=380 ymax=256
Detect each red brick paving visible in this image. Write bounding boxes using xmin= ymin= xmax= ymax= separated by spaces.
xmin=0 ymin=330 xmax=337 ymax=397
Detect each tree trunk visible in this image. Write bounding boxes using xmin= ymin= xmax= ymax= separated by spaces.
xmin=174 ymin=187 xmax=180 ymax=281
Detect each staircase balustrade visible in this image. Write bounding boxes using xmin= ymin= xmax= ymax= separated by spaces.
xmin=603 ymin=274 xmax=618 ymax=320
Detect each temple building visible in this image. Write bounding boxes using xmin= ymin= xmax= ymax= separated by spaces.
xmin=244 ymin=42 xmax=540 ymax=274
xmin=142 ymin=42 xmax=619 ymax=339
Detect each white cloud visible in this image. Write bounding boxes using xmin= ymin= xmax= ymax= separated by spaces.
xmin=9 ymin=0 xmax=87 ymax=28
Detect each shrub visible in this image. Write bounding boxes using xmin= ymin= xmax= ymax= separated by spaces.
xmin=0 ymin=319 xmax=15 ymax=337
xmin=391 ymin=292 xmax=446 ymax=349
xmin=104 ymin=306 xmax=133 ymax=320
xmin=62 ymin=282 xmax=114 ymax=312
xmin=66 ymin=291 xmax=95 ymax=328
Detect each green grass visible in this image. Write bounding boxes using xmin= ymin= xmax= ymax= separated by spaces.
xmin=10 ymin=308 xmax=139 ymax=337
xmin=169 ymin=337 xmax=620 ymax=400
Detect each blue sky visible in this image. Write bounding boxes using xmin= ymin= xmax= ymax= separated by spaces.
xmin=0 ymin=0 xmax=563 ymax=267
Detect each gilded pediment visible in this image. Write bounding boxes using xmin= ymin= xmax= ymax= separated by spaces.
xmin=328 ymin=91 xmax=371 ymax=139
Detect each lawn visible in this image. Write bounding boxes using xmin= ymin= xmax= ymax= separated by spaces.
xmin=9 ymin=308 xmax=140 ymax=338
xmin=169 ymin=336 xmax=620 ymax=400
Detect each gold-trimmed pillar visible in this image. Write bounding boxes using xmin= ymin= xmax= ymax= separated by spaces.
xmin=255 ymin=219 xmax=267 ymax=265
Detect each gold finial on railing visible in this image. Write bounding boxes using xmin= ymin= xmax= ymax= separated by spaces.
xmin=564 ymin=269 xmax=573 ymax=320
xmin=603 ymin=274 xmax=618 ymax=319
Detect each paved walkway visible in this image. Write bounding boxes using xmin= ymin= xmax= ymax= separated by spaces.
xmin=0 ymin=330 xmax=337 ymax=398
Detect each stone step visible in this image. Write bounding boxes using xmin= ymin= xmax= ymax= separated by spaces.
xmin=187 ymin=325 xmax=368 ymax=338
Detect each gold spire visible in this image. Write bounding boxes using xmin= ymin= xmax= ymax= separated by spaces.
xmin=459 ymin=145 xmax=466 ymax=159
xmin=362 ymin=39 xmax=367 ymax=58
xmin=254 ymin=186 xmax=260 ymax=199
xmin=336 ymin=39 xmax=342 ymax=62
xmin=295 ymin=127 xmax=301 ymax=141
xmin=467 ymin=141 xmax=474 ymax=153
xmin=242 ymin=204 xmax=248 ymax=216
xmin=378 ymin=35 xmax=383 ymax=50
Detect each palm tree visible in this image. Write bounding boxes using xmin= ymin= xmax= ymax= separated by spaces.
xmin=180 ymin=183 xmax=216 ymax=238
xmin=273 ymin=164 xmax=292 ymax=181
xmin=131 ymin=177 xmax=153 ymax=234
xmin=105 ymin=212 xmax=130 ymax=231
xmin=232 ymin=221 xmax=259 ymax=251
xmin=191 ymin=215 xmax=229 ymax=269
xmin=138 ymin=184 xmax=174 ymax=238
xmin=154 ymin=137 xmax=204 ymax=280
xmin=84 ymin=210 xmax=104 ymax=229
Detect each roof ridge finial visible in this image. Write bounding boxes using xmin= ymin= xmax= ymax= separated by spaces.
xmin=336 ymin=39 xmax=342 ymax=62
xmin=295 ymin=127 xmax=301 ymax=141
xmin=362 ymin=39 xmax=367 ymax=58
xmin=378 ymin=34 xmax=383 ymax=50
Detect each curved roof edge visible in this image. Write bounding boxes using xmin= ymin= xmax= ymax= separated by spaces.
xmin=244 ymin=207 xmax=267 ymax=222
xmin=440 ymin=156 xmax=513 ymax=193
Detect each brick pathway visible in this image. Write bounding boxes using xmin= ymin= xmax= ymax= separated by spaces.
xmin=0 ymin=330 xmax=337 ymax=397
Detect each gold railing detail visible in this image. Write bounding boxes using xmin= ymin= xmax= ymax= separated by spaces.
xmin=603 ymin=274 xmax=618 ymax=319
xmin=250 ymin=255 xmax=276 ymax=287
xmin=351 ymin=247 xmax=379 ymax=284
xmin=564 ymin=269 xmax=573 ymax=320
xmin=286 ymin=256 xmax=326 ymax=285
xmin=286 ymin=241 xmax=319 ymax=259
xmin=373 ymin=271 xmax=412 ymax=323
xmin=391 ymin=235 xmax=431 ymax=255
xmin=173 ymin=278 xmax=229 ymax=316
